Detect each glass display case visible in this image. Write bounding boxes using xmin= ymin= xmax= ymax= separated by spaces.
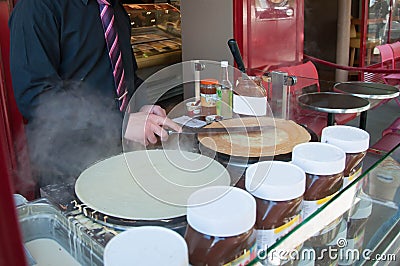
xmin=10 ymin=60 xmax=400 ymax=265
xmin=34 ymin=141 xmax=400 ymax=265
xmin=123 ymin=3 xmax=182 ymax=69
xmin=251 ymin=143 xmax=400 ymax=265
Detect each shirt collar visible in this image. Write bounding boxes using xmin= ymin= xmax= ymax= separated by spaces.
xmin=81 ymin=0 xmax=89 ymax=5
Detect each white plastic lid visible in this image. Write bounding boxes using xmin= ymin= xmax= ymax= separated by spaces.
xmin=245 ymin=161 xmax=306 ymax=201
xmin=321 ymin=125 xmax=370 ymax=153
xmin=221 ymin=61 xmax=229 ymax=67
xmin=292 ymin=142 xmax=346 ymax=175
xmin=186 ymin=186 xmax=256 ymax=237
xmin=104 ymin=226 xmax=188 ymax=266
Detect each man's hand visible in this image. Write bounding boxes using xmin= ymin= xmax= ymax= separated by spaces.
xmin=124 ymin=112 xmax=181 ymax=146
xmin=139 ymin=105 xmax=167 ymax=117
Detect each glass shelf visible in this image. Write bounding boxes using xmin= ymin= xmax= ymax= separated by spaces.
xmin=249 ymin=143 xmax=400 ymax=265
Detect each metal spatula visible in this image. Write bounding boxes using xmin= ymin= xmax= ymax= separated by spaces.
xmin=167 ymin=125 xmax=273 ymax=135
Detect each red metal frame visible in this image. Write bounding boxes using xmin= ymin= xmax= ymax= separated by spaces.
xmin=359 ymin=0 xmax=368 ymax=70
xmin=0 ymin=1 xmax=33 ymax=265
xmin=233 ymin=0 xmax=304 ymax=74
xmin=387 ymin=0 xmax=394 ymax=42
xmin=233 ymin=0 xmax=244 ymax=69
xmin=0 ymin=0 xmax=35 ymax=198
xmin=0 ymin=43 xmax=27 ymax=266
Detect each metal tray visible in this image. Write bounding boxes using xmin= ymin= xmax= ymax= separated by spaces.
xmin=17 ymin=198 xmax=104 ymax=266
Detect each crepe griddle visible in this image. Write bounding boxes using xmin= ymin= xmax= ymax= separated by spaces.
xmin=202 ymin=124 xmax=317 ymax=163
xmin=74 ymin=150 xmax=231 ymax=229
xmin=197 ymin=117 xmax=313 ymax=160
xmin=71 ymin=197 xmax=187 ymax=230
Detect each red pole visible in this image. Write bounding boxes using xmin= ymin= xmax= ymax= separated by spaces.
xmin=0 ymin=63 xmax=27 ymax=266
xmin=0 ymin=0 xmax=35 ymax=199
xmin=360 ymin=0 xmax=368 ymax=69
xmin=0 ymin=1 xmax=31 ymax=265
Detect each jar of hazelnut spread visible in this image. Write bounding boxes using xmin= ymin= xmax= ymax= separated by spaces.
xmin=200 ymin=79 xmax=219 ymax=116
xmin=292 ymin=143 xmax=346 ymax=220
xmin=184 ymin=186 xmax=257 ymax=266
xmin=321 ymin=125 xmax=370 ymax=188
xmin=245 ymin=161 xmax=305 ymax=251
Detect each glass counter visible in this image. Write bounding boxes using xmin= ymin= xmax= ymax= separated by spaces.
xmin=33 ymin=61 xmax=399 ymax=265
xmin=249 ymin=143 xmax=400 ymax=265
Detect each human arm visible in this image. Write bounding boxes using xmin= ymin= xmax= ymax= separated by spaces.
xmin=139 ymin=105 xmax=167 ymax=117
xmin=9 ymin=0 xmax=62 ymax=120
xmin=124 ymin=112 xmax=181 ymax=146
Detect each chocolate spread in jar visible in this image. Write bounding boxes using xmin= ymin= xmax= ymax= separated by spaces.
xmin=292 ymin=142 xmax=346 ymax=220
xmin=254 ymin=196 xmax=303 ymax=230
xmin=185 ymin=186 xmax=257 ymax=266
xmin=321 ymin=125 xmax=370 ymax=188
xmin=303 ymin=172 xmax=343 ymax=201
xmin=245 ymin=161 xmax=305 ymax=250
xmin=185 ymin=225 xmax=256 ymax=266
xmin=342 ymin=151 xmax=367 ymax=187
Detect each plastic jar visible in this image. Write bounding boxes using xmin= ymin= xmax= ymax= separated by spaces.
xmin=292 ymin=142 xmax=346 ymax=220
xmin=233 ymin=76 xmax=267 ymax=116
xmin=186 ymin=101 xmax=201 ymax=117
xmin=245 ymin=161 xmax=305 ymax=251
xmin=321 ymin=125 xmax=370 ymax=188
xmin=200 ymin=79 xmax=219 ymax=116
xmin=104 ymin=226 xmax=189 ymax=266
xmin=184 ymin=186 xmax=257 ymax=265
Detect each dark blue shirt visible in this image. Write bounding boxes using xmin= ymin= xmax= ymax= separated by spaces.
xmin=9 ymin=0 xmax=140 ymax=120
xmin=8 ymin=0 xmax=142 ymax=185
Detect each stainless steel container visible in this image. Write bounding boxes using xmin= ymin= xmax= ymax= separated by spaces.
xmin=17 ymin=198 xmax=104 ymax=266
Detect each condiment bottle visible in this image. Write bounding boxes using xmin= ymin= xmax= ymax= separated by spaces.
xmin=292 ymin=142 xmax=346 ymax=220
xmin=245 ymin=161 xmax=305 ymax=251
xmin=233 ymin=76 xmax=267 ymax=116
xmin=217 ymin=61 xmax=233 ymax=118
xmin=184 ymin=186 xmax=257 ymax=266
xmin=200 ymin=79 xmax=219 ymax=116
xmin=321 ymin=125 xmax=370 ymax=188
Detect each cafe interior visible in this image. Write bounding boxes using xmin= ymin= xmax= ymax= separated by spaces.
xmin=1 ymin=0 xmax=399 ymax=265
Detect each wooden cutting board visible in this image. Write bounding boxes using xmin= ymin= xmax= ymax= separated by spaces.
xmin=198 ymin=117 xmax=311 ymax=157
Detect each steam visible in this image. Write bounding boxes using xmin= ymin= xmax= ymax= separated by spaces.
xmin=25 ymin=80 xmax=123 ymax=188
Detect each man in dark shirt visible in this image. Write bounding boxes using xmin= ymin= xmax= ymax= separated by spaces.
xmin=9 ymin=0 xmax=180 ymax=188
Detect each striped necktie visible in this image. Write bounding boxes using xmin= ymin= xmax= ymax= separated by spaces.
xmin=97 ymin=0 xmax=128 ymax=111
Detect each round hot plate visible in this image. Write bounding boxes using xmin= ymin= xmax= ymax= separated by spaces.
xmin=197 ymin=117 xmax=311 ymax=158
xmin=75 ymin=150 xmax=231 ymax=221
